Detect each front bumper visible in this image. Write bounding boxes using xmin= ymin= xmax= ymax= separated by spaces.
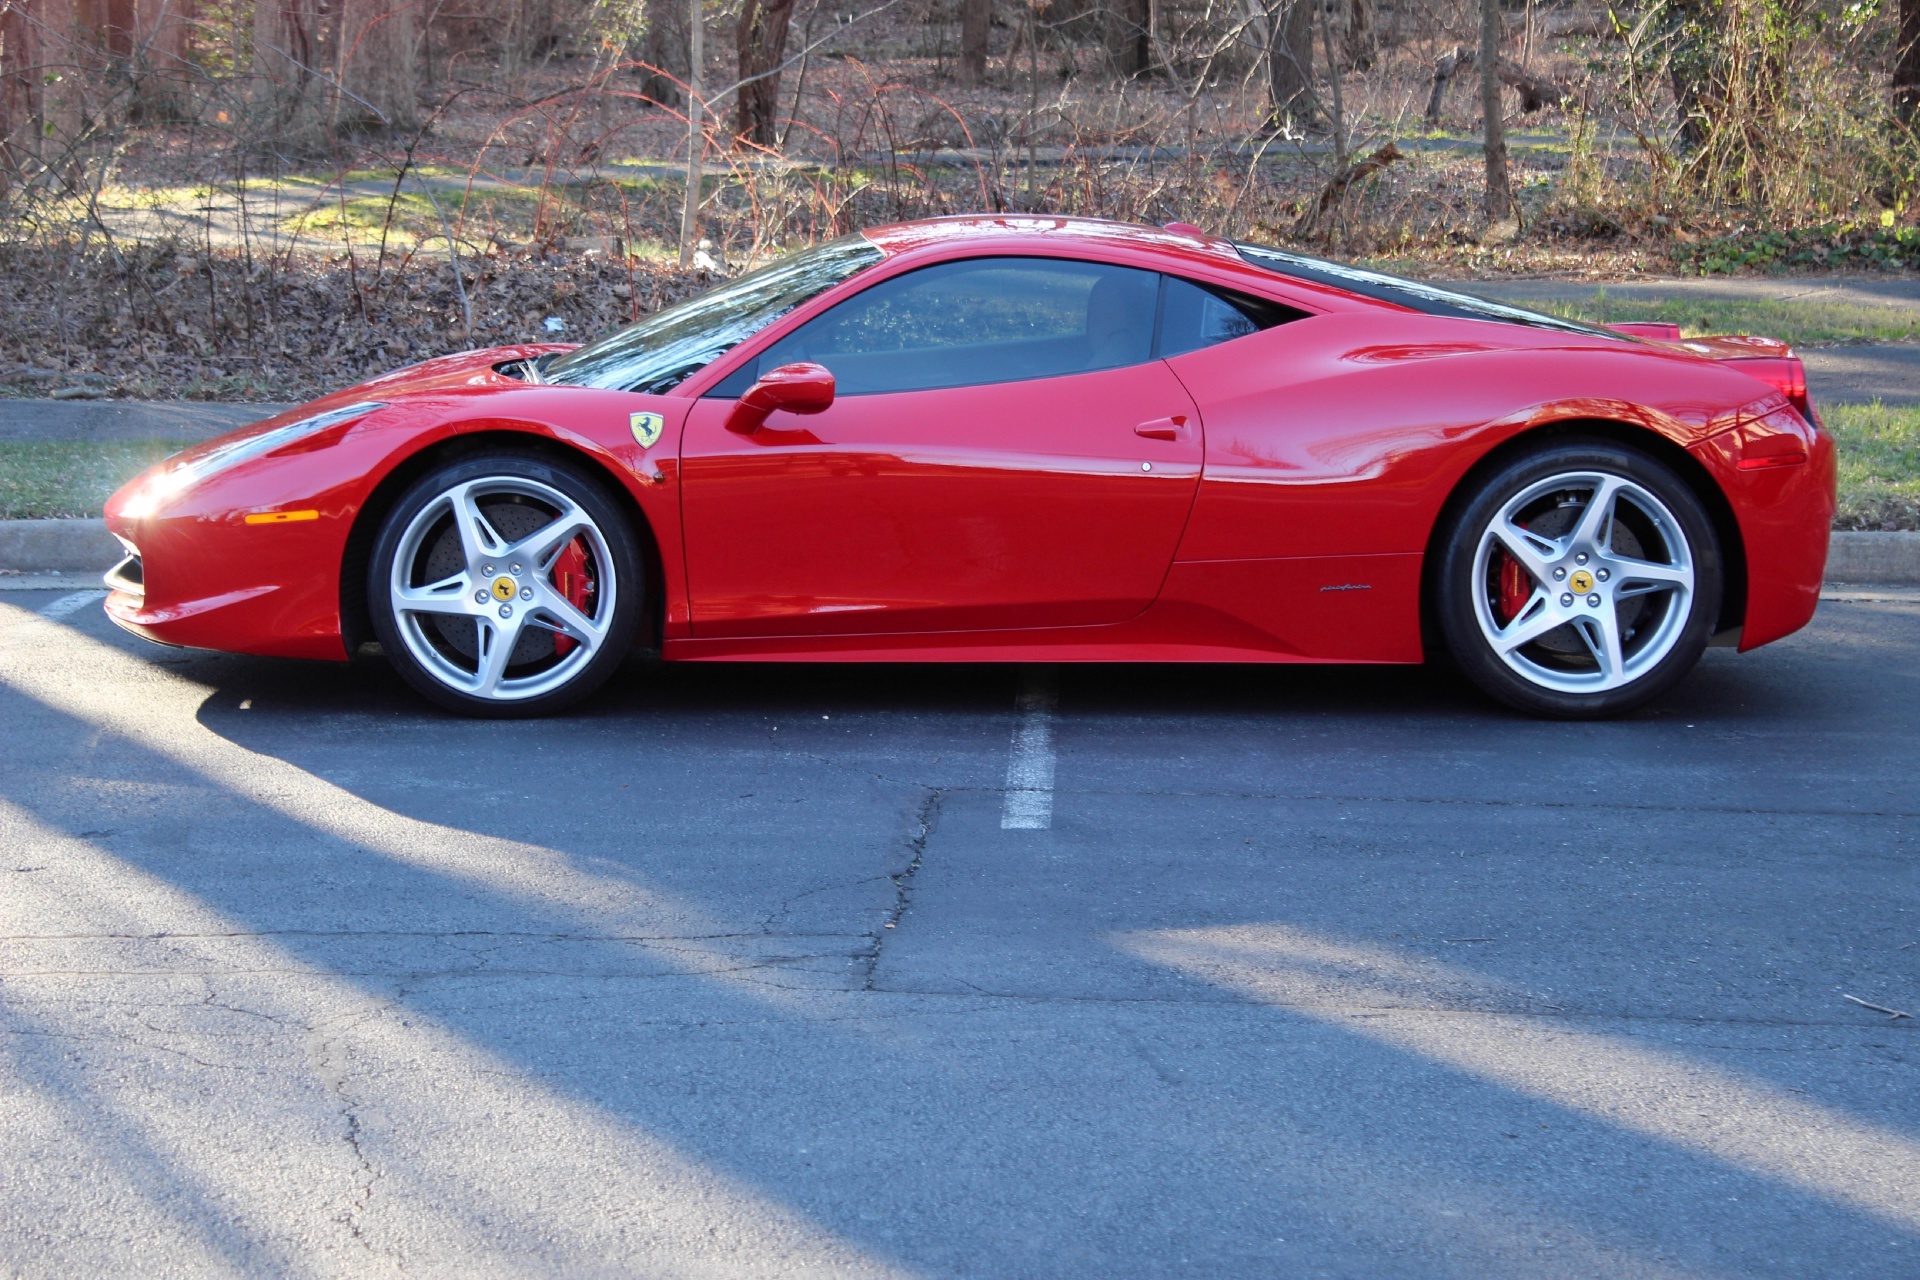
xmin=102 ymin=511 xmax=351 ymax=661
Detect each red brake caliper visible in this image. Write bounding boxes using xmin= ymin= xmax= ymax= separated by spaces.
xmin=1495 ymin=548 xmax=1533 ymax=624
xmin=550 ymin=538 xmax=595 ymax=657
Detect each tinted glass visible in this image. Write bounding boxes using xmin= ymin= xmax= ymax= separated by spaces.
xmin=1159 ymin=277 xmax=1262 ymax=358
xmin=1233 ymin=242 xmax=1617 ymax=339
xmin=743 ymin=257 xmax=1161 ymax=395
xmin=541 ymin=235 xmax=883 ymax=393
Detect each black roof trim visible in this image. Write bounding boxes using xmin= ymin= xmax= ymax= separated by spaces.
xmin=1233 ymin=243 xmax=1620 ymax=339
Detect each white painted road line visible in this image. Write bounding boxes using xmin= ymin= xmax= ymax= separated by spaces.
xmin=37 ymin=590 xmax=105 ymax=620
xmin=1001 ymin=668 xmax=1058 ymax=830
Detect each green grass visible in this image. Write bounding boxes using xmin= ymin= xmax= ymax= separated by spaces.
xmin=1827 ymin=401 xmax=1920 ymax=531
xmin=0 ymin=440 xmax=187 ymax=520
xmin=4 ymin=408 xmax=1917 ymax=527
xmin=1542 ymin=293 xmax=1920 ymax=347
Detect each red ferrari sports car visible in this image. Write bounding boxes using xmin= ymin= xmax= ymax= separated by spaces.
xmin=103 ymin=216 xmax=1833 ymax=718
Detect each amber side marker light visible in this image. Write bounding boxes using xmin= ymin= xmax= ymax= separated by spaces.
xmin=243 ymin=509 xmax=321 ymax=525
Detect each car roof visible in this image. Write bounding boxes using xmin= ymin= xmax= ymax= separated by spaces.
xmin=858 ymin=215 xmax=1247 ymax=271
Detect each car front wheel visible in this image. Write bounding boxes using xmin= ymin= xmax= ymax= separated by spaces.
xmin=1435 ymin=440 xmax=1723 ymax=718
xmin=368 ymin=453 xmax=643 ymax=716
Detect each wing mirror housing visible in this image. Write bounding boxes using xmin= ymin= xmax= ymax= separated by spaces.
xmin=726 ymin=362 xmax=835 ymax=434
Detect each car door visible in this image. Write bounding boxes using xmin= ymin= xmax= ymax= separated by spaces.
xmin=678 ymin=256 xmax=1204 ymax=638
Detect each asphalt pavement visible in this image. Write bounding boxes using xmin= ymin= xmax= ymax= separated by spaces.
xmin=2 ymin=584 xmax=1916 ymax=1277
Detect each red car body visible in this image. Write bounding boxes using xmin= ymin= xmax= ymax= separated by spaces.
xmin=103 ymin=217 xmax=1835 ymax=669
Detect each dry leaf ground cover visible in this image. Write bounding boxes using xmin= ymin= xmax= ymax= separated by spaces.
xmin=0 ymin=244 xmax=715 ymax=403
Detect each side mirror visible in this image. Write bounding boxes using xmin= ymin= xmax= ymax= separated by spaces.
xmin=725 ymin=362 xmax=835 ymax=434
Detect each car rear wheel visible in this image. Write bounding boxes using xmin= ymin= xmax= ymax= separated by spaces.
xmin=368 ymin=453 xmax=643 ymax=716
xmin=1435 ymin=440 xmax=1723 ymax=718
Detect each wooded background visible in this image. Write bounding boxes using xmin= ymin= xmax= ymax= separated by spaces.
xmin=2 ymin=0 xmax=1918 ymax=265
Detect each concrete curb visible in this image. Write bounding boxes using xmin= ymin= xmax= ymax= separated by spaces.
xmin=7 ymin=518 xmax=1920 ymax=584
xmin=1825 ymin=531 xmax=1920 ymax=584
xmin=0 ymin=518 xmax=119 ymax=575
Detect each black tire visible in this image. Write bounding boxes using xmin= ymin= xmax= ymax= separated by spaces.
xmin=1434 ymin=438 xmax=1723 ymax=719
xmin=367 ymin=452 xmax=645 ymax=717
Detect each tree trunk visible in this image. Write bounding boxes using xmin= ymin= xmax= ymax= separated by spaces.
xmin=119 ymin=0 xmax=194 ymax=118
xmin=500 ymin=0 xmax=559 ymax=74
xmin=960 ymin=0 xmax=991 ymax=83
xmin=736 ymin=0 xmax=795 ymax=146
xmin=0 ymin=0 xmax=79 ymax=177
xmin=1426 ymin=46 xmax=1567 ymax=124
xmin=679 ymin=0 xmax=704 ymax=265
xmin=635 ymin=0 xmax=688 ymax=107
xmin=332 ymin=0 xmax=418 ymax=131
xmin=251 ymin=0 xmax=327 ymax=130
xmin=1896 ymin=0 xmax=1920 ymax=122
xmin=1663 ymin=0 xmax=1719 ymax=147
xmin=1264 ymin=0 xmax=1312 ymax=127
xmin=1345 ymin=0 xmax=1374 ymax=69
xmin=1480 ymin=0 xmax=1510 ymax=219
xmin=1106 ymin=0 xmax=1149 ymax=77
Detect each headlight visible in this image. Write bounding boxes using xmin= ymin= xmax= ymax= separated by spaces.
xmin=120 ymin=401 xmax=386 ymax=518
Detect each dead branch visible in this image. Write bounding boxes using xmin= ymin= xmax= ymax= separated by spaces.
xmin=1841 ymin=994 xmax=1914 ymax=1020
xmin=1295 ymin=141 xmax=1404 ymax=234
xmin=1426 ymin=47 xmax=1571 ymax=125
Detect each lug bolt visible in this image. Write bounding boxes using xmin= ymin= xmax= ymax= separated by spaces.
xmin=1553 ymin=567 xmax=1566 ymax=580
xmin=520 ymin=588 xmax=533 ymax=600
xmin=1560 ymin=593 xmax=1574 ymax=607
xmin=510 ymin=563 xmax=522 ymax=574
xmin=483 ymin=563 xmax=495 ymax=575
xmin=1596 ymin=568 xmax=1611 ymax=582
xmin=1575 ymin=552 xmax=1589 ymax=565
xmin=474 ymin=590 xmax=488 ymax=603
xmin=1587 ymin=594 xmax=1602 ymax=607
xmin=498 ymin=604 xmax=512 ymax=618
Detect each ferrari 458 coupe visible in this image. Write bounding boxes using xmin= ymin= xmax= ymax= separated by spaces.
xmin=103 ymin=216 xmax=1834 ymax=717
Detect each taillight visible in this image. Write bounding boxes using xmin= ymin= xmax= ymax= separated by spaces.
xmin=1728 ymin=356 xmax=1813 ymax=422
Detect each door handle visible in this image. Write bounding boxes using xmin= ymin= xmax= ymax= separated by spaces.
xmin=1135 ymin=414 xmax=1189 ymax=441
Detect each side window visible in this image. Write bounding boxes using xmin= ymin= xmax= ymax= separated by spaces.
xmin=1158 ymin=277 xmax=1306 ymax=359
xmin=741 ymin=257 xmax=1161 ymax=395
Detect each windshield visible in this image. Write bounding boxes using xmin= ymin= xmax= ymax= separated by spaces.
xmin=1233 ymin=243 xmax=1618 ymax=339
xmin=542 ymin=235 xmax=885 ymax=393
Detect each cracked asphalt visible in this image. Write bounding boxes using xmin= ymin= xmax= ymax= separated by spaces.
xmin=1 ymin=587 xmax=1917 ymax=1278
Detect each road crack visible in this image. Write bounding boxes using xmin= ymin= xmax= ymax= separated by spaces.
xmin=861 ymin=788 xmax=943 ymax=991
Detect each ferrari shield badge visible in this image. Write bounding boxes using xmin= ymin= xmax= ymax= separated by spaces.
xmin=629 ymin=412 xmax=665 ymax=448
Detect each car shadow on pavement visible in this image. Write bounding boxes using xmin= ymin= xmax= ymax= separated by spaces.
xmin=4 ymin=603 xmax=1917 ymax=1274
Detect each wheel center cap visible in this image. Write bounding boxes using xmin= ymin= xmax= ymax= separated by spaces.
xmin=1568 ymin=569 xmax=1594 ymax=594
xmin=490 ymin=576 xmax=517 ymax=602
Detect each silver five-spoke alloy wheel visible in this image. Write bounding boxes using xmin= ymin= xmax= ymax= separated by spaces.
xmin=1472 ymin=471 xmax=1695 ymax=695
xmin=1436 ymin=440 xmax=1722 ymax=718
xmin=370 ymin=454 xmax=643 ymax=715
xmin=389 ymin=475 xmax=617 ymax=702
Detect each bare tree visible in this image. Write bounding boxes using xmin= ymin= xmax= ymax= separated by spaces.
xmin=252 ymin=0 xmax=329 ymax=129
xmin=1345 ymin=0 xmax=1374 ymax=70
xmin=1480 ymin=0 xmax=1510 ymax=218
xmin=736 ymin=0 xmax=795 ymax=144
xmin=679 ymin=0 xmax=704 ymax=265
xmin=0 ymin=0 xmax=72 ymax=178
xmin=1107 ymin=0 xmax=1149 ymax=77
xmin=1897 ymin=0 xmax=1920 ymax=122
xmin=1265 ymin=0 xmax=1313 ymax=128
xmin=332 ymin=0 xmax=420 ymax=131
xmin=1662 ymin=0 xmax=1718 ymax=146
xmin=960 ymin=0 xmax=991 ymax=83
xmin=636 ymin=0 xmax=689 ymax=107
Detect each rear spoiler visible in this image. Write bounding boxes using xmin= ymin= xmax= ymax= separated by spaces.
xmin=1605 ymin=323 xmax=1815 ymax=424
